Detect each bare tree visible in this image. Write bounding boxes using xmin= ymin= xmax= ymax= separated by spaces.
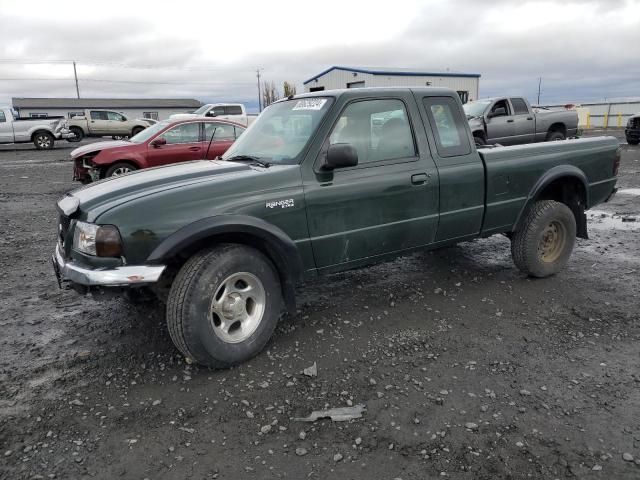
xmin=262 ymin=81 xmax=280 ymax=108
xmin=283 ymin=81 xmax=297 ymax=97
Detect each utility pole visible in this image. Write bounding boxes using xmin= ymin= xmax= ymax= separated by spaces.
xmin=537 ymin=77 xmax=542 ymax=105
xmin=256 ymin=68 xmax=263 ymax=112
xmin=73 ymin=61 xmax=80 ymax=99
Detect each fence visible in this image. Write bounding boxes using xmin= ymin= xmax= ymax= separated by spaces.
xmin=542 ymin=100 xmax=640 ymax=129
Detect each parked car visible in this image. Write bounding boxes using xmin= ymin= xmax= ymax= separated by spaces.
xmin=0 ymin=107 xmax=73 ymax=149
xmin=71 ymin=118 xmax=245 ymax=183
xmin=53 ymin=87 xmax=619 ymax=368
xmin=625 ymin=113 xmax=640 ymax=145
xmin=67 ymin=109 xmax=152 ymax=142
xmin=464 ymin=96 xmax=579 ymax=146
xmin=170 ymin=103 xmax=257 ymax=127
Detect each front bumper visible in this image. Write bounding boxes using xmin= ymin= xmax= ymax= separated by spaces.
xmin=52 ymin=243 xmax=166 ymax=288
xmin=55 ymin=128 xmax=75 ymax=140
xmin=625 ymin=128 xmax=640 ymax=143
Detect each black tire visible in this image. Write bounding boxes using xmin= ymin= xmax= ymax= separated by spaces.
xmin=131 ymin=127 xmax=145 ymax=137
xmin=166 ymin=244 xmax=283 ymax=368
xmin=546 ymin=131 xmax=565 ymax=142
xmin=511 ymin=200 xmax=576 ymax=278
xmin=104 ymin=162 xmax=137 ymax=177
xmin=627 ymin=138 xmax=639 ymax=146
xmin=474 ymin=135 xmax=487 ymax=147
xmin=33 ymin=131 xmax=54 ymax=150
xmin=68 ymin=127 xmax=84 ymax=142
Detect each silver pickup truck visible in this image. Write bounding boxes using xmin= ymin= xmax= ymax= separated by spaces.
xmin=464 ymin=96 xmax=578 ymax=146
xmin=0 ymin=107 xmax=73 ymax=149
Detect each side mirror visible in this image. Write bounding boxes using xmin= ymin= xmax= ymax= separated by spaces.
xmin=150 ymin=137 xmax=166 ymax=147
xmin=487 ymin=107 xmax=507 ymax=119
xmin=207 ymin=111 xmax=218 ymax=117
xmin=323 ymin=143 xmax=358 ymax=170
xmin=121 ymin=117 xmax=127 ymax=122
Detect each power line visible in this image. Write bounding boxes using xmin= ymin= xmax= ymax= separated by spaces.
xmin=0 ymin=77 xmax=255 ymax=86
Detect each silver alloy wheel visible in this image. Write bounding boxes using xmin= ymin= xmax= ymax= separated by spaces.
xmin=209 ymin=272 xmax=266 ymax=344
xmin=36 ymin=134 xmax=51 ymax=148
xmin=111 ymin=166 xmax=132 ymax=176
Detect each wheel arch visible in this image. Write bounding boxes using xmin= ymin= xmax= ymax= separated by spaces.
xmin=30 ymin=128 xmax=54 ymax=141
xmin=547 ymin=122 xmax=567 ymax=136
xmin=513 ymin=166 xmax=590 ymax=238
xmin=147 ymin=215 xmax=304 ymax=314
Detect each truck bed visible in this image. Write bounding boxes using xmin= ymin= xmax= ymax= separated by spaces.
xmin=479 ymin=136 xmax=619 ymax=235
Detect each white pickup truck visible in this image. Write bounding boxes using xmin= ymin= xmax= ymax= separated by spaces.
xmin=0 ymin=107 xmax=73 ymax=149
xmin=170 ymin=103 xmax=258 ymax=127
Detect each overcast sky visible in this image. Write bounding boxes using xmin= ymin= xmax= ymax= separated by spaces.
xmin=0 ymin=0 xmax=638 ymax=111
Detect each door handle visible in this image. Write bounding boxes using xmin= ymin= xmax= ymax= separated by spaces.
xmin=506 ymin=119 xmax=514 ymax=123
xmin=188 ymin=146 xmax=201 ymax=151
xmin=411 ymin=173 xmax=429 ymax=185
xmin=526 ymin=117 xmax=533 ymax=120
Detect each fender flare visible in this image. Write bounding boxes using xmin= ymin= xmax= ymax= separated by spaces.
xmin=147 ymin=215 xmax=304 ymax=313
xmin=512 ymin=165 xmax=589 ymax=232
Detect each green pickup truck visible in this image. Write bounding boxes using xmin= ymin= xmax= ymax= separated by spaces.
xmin=53 ymin=87 xmax=620 ymax=367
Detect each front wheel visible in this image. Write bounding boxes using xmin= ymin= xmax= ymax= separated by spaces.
xmin=511 ymin=200 xmax=576 ymax=277
xmin=68 ymin=127 xmax=84 ymax=142
xmin=627 ymin=138 xmax=639 ymax=146
xmin=33 ymin=132 xmax=54 ymax=150
xmin=131 ymin=127 xmax=145 ymax=137
xmin=105 ymin=162 xmax=137 ymax=177
xmin=546 ymin=131 xmax=565 ymax=141
xmin=166 ymin=244 xmax=283 ymax=368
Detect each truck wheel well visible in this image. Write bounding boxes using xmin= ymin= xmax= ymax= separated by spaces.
xmin=547 ymin=123 xmax=566 ymax=136
xmin=473 ymin=131 xmax=486 ymax=142
xmin=155 ymin=232 xmax=297 ymax=313
xmin=31 ymin=129 xmax=52 ymax=140
xmin=534 ymin=177 xmax=587 ymax=238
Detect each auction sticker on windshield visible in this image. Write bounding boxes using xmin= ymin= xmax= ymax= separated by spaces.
xmin=292 ymin=99 xmax=327 ymax=110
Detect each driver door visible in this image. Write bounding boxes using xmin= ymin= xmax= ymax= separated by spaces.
xmin=485 ymin=100 xmax=515 ymax=145
xmin=146 ymin=121 xmax=203 ymax=167
xmin=106 ymin=111 xmax=127 ymax=134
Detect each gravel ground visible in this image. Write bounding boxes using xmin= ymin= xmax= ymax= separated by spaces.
xmin=1 ymin=133 xmax=639 ymax=479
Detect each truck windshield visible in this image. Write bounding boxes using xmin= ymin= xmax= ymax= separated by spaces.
xmin=129 ymin=121 xmax=169 ymax=143
xmin=193 ymin=105 xmax=211 ymax=115
xmin=463 ymin=101 xmax=491 ymax=118
xmin=222 ymin=97 xmax=333 ymax=165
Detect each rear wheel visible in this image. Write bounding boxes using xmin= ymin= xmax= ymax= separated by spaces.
xmin=546 ymin=131 xmax=565 ymax=141
xmin=131 ymin=127 xmax=145 ymax=137
xmin=166 ymin=244 xmax=283 ymax=368
xmin=511 ymin=200 xmax=576 ymax=277
xmin=33 ymin=132 xmax=54 ymax=150
xmin=68 ymin=127 xmax=83 ymax=142
xmin=105 ymin=162 xmax=137 ymax=177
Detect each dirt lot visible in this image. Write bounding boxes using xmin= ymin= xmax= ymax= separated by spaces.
xmin=1 ymin=133 xmax=639 ymax=480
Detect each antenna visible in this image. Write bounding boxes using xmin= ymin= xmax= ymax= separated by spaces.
xmin=205 ymin=126 xmax=217 ymax=159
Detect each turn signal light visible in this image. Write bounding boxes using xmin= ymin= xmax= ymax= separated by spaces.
xmin=96 ymin=225 xmax=124 ymax=257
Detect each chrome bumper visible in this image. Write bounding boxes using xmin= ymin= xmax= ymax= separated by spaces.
xmin=52 ymin=244 xmax=166 ymax=287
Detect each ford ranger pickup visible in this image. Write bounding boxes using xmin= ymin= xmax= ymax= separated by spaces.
xmin=52 ymin=87 xmax=620 ymax=368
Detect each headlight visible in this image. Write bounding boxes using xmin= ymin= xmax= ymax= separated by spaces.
xmin=73 ymin=221 xmax=123 ymax=257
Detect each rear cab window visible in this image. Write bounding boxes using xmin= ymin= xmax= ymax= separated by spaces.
xmin=423 ymin=96 xmax=471 ymax=158
xmin=510 ymin=98 xmax=530 ymax=115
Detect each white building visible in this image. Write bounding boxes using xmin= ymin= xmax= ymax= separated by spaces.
xmin=12 ymin=97 xmax=202 ymax=121
xmin=303 ymin=66 xmax=480 ymax=103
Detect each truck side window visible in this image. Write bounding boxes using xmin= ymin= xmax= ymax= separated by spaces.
xmin=329 ymin=99 xmax=416 ymax=164
xmin=490 ymin=100 xmax=510 ymax=117
xmin=510 ymin=98 xmax=529 ymax=115
xmin=90 ymin=111 xmax=109 ymax=121
xmin=0 ymin=111 xmax=5 ymax=123
xmin=107 ymin=111 xmax=125 ymax=121
xmin=423 ymin=97 xmax=471 ymax=158
xmin=225 ymin=106 xmax=243 ymax=115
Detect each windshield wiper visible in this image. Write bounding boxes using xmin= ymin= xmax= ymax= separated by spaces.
xmin=225 ymin=155 xmax=271 ymax=168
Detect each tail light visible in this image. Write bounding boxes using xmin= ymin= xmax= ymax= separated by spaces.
xmin=613 ymin=146 xmax=621 ymax=177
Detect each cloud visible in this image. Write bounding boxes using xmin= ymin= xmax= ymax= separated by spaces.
xmin=0 ymin=0 xmax=638 ymax=107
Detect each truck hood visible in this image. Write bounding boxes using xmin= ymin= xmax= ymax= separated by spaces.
xmin=60 ymin=160 xmax=252 ymax=220
xmin=71 ymin=140 xmax=131 ymax=158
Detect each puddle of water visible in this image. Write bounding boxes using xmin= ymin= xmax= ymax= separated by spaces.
xmin=618 ymin=188 xmax=640 ymax=196
xmin=587 ymin=211 xmax=639 ymax=231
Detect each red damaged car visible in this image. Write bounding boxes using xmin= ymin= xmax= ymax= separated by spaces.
xmin=72 ymin=118 xmax=245 ymax=183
